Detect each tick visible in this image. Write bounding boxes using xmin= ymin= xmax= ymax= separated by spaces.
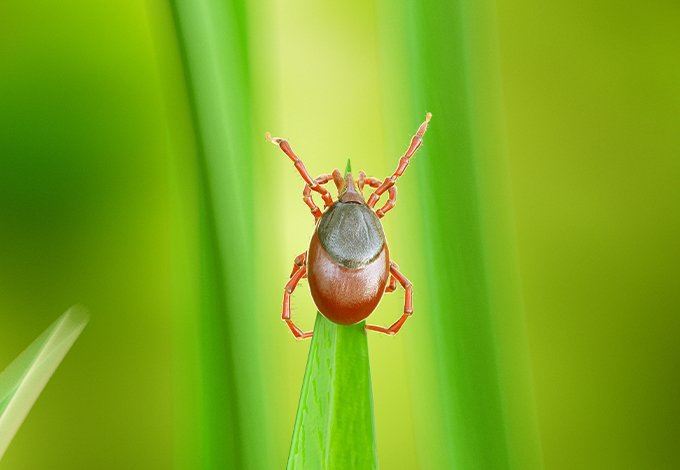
xmin=266 ymin=113 xmax=431 ymax=339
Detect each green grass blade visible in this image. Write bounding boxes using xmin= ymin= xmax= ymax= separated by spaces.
xmin=402 ymin=0 xmax=542 ymax=468
xmin=167 ymin=0 xmax=270 ymax=467
xmin=287 ymin=316 xmax=376 ymax=470
xmin=287 ymin=161 xmax=377 ymax=469
xmin=0 ymin=306 xmax=88 ymax=460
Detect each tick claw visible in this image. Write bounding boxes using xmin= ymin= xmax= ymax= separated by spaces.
xmin=265 ymin=132 xmax=283 ymax=144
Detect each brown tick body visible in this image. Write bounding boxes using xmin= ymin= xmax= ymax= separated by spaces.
xmin=267 ymin=113 xmax=431 ymax=339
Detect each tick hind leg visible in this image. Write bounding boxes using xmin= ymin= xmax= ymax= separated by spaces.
xmin=384 ymin=262 xmax=398 ymax=293
xmin=366 ymin=261 xmax=413 ymax=336
xmin=283 ymin=254 xmax=312 ymax=340
xmin=289 ymin=251 xmax=307 ymax=278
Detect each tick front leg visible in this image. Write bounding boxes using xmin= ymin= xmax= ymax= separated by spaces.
xmin=266 ymin=132 xmax=334 ymax=208
xmin=283 ymin=261 xmax=312 ymax=340
xmin=367 ymin=113 xmax=431 ymax=209
xmin=366 ymin=261 xmax=413 ymax=336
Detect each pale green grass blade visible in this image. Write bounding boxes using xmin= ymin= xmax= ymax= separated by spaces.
xmin=287 ymin=160 xmax=377 ymax=470
xmin=0 ymin=306 xmax=88 ymax=460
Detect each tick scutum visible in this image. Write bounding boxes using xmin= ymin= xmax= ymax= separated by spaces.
xmin=317 ymin=202 xmax=386 ymax=269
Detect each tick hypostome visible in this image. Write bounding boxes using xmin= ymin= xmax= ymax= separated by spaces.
xmin=266 ymin=113 xmax=431 ymax=340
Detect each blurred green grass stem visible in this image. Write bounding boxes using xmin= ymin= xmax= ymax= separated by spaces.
xmin=168 ymin=0 xmax=269 ymax=467
xmin=403 ymin=0 xmax=543 ymax=468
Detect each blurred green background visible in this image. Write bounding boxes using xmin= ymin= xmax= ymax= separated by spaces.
xmin=0 ymin=0 xmax=678 ymax=469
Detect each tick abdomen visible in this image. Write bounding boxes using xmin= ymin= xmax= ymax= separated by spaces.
xmin=308 ymin=202 xmax=390 ymax=325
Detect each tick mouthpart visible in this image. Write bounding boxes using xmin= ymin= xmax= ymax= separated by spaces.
xmin=338 ymin=173 xmax=365 ymax=204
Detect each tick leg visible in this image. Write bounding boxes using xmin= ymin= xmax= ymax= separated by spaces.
xmin=359 ymin=172 xmax=398 ymax=218
xmin=376 ymin=187 xmax=397 ymax=218
xmin=283 ymin=261 xmax=312 ymax=340
xmin=366 ymin=261 xmax=413 ymax=336
xmin=358 ymin=171 xmax=380 ymax=192
xmin=367 ymin=113 xmax=431 ymax=210
xmin=289 ymin=251 xmax=307 ymax=278
xmin=332 ymin=168 xmax=344 ymax=190
xmin=266 ymin=132 xmax=334 ymax=208
xmin=303 ymin=174 xmax=336 ymax=221
xmin=385 ymin=263 xmax=398 ymax=293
